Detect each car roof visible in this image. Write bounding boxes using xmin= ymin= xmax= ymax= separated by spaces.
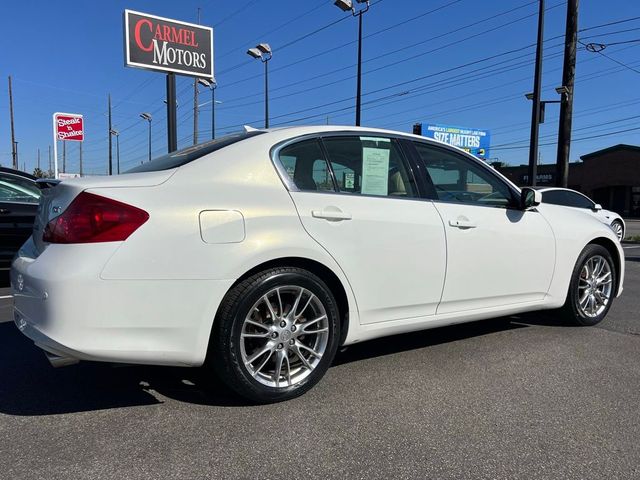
xmin=533 ymin=187 xmax=578 ymax=193
xmin=0 ymin=166 xmax=37 ymax=181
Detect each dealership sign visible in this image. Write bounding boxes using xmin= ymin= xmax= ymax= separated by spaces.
xmin=52 ymin=112 xmax=84 ymax=179
xmin=54 ymin=113 xmax=84 ymax=141
xmin=424 ymin=124 xmax=491 ymax=160
xmin=124 ymin=10 xmax=214 ymax=79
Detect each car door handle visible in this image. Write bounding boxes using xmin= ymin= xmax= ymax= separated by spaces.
xmin=311 ymin=209 xmax=352 ymax=221
xmin=449 ymin=219 xmax=477 ymax=229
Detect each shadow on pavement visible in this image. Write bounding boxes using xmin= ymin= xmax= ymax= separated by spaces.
xmin=0 ymin=314 xmax=545 ymax=416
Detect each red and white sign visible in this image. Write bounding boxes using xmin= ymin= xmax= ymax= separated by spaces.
xmin=54 ymin=113 xmax=84 ymax=141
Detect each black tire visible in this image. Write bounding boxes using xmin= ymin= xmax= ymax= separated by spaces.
xmin=559 ymin=244 xmax=616 ymax=326
xmin=210 ymin=267 xmax=340 ymax=403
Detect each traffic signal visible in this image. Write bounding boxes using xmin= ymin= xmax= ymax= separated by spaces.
xmin=412 ymin=123 xmax=422 ymax=135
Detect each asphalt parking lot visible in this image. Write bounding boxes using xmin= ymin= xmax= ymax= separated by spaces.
xmin=1 ymin=247 xmax=639 ymax=480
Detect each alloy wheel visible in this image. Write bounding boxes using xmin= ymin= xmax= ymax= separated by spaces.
xmin=240 ymin=286 xmax=330 ymax=388
xmin=576 ymin=255 xmax=613 ymax=318
xmin=611 ymin=222 xmax=624 ymax=241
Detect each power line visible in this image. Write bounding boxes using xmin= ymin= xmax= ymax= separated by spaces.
xmin=217 ymin=0 xmax=548 ymax=108
xmin=493 ymin=125 xmax=640 ymax=151
xmin=78 ymin=13 xmax=640 ymax=165
xmin=578 ymin=15 xmax=640 ymax=33
xmin=213 ymin=0 xmax=261 ymax=28
xmin=215 ymin=1 xmax=331 ymax=61
xmin=217 ymin=0 xmax=466 ymax=86
xmin=579 ymin=39 xmax=640 ymax=74
xmin=604 ymin=38 xmax=640 ymax=46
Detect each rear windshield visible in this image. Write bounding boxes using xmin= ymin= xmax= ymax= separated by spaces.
xmin=126 ymin=131 xmax=264 ymax=173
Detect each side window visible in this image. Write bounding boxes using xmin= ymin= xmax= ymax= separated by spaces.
xmin=277 ymin=139 xmax=334 ymax=192
xmin=413 ymin=142 xmax=515 ymax=207
xmin=542 ymin=190 xmax=594 ymax=209
xmin=566 ymin=192 xmax=594 ymax=209
xmin=322 ymin=136 xmax=417 ymax=198
xmin=542 ymin=190 xmax=568 ymax=206
xmin=0 ymin=174 xmax=41 ymax=204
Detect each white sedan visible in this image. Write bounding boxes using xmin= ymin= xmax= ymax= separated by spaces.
xmin=11 ymin=126 xmax=624 ymax=403
xmin=534 ymin=187 xmax=626 ymax=241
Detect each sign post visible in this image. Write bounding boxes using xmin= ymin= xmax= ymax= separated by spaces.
xmin=124 ymin=10 xmax=214 ymax=153
xmin=52 ymin=112 xmax=84 ymax=179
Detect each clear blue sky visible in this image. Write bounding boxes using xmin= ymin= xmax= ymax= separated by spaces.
xmin=1 ymin=0 xmax=639 ymax=174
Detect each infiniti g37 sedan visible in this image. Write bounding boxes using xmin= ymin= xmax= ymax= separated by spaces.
xmin=11 ymin=126 xmax=624 ymax=403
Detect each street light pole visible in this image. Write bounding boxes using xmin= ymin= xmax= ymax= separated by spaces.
xmin=265 ymin=59 xmax=269 ymax=128
xmin=140 ymin=113 xmax=152 ymax=162
xmin=335 ymin=0 xmax=370 ymax=126
xmin=110 ymin=129 xmax=120 ymax=174
xmin=247 ymin=44 xmax=272 ymax=129
xmin=198 ymin=79 xmax=218 ymax=139
xmin=212 ymin=82 xmax=217 ymax=139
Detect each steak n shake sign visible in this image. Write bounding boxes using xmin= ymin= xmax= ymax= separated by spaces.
xmin=54 ymin=113 xmax=84 ymax=141
xmin=124 ymin=10 xmax=214 ymax=79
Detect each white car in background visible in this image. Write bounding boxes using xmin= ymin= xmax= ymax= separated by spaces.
xmin=11 ymin=126 xmax=624 ymax=403
xmin=534 ymin=187 xmax=626 ymax=241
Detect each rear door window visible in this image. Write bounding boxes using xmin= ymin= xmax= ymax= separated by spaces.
xmin=277 ymin=139 xmax=334 ymax=192
xmin=322 ymin=136 xmax=417 ymax=198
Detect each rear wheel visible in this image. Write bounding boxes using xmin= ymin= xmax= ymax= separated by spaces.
xmin=610 ymin=220 xmax=624 ymax=241
xmin=210 ymin=267 xmax=340 ymax=403
xmin=559 ymin=244 xmax=616 ymax=326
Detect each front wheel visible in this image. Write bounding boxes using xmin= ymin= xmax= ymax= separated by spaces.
xmin=210 ymin=267 xmax=340 ymax=403
xmin=610 ymin=220 xmax=624 ymax=241
xmin=559 ymin=244 xmax=616 ymax=326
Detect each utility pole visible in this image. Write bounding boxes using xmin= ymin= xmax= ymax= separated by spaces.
xmin=193 ymin=7 xmax=201 ymax=145
xmin=527 ymin=0 xmax=544 ymax=187
xmin=193 ymin=79 xmax=199 ymax=145
xmin=108 ymin=93 xmax=113 ymax=175
xmin=48 ymin=145 xmax=52 ymax=175
xmin=8 ymin=76 xmax=17 ymax=169
xmin=167 ymin=74 xmax=178 ymax=152
xmin=555 ymin=0 xmax=579 ymax=188
xmin=355 ymin=11 xmax=363 ymax=126
xmin=37 ymin=148 xmax=40 ymax=170
xmin=79 ymin=141 xmax=83 ymax=177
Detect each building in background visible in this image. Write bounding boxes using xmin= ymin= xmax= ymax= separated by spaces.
xmin=497 ymin=144 xmax=640 ymax=217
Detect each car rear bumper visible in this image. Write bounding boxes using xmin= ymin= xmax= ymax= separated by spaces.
xmin=11 ymin=244 xmax=234 ymax=367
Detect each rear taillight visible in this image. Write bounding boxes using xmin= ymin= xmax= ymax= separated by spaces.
xmin=43 ymin=192 xmax=149 ymax=244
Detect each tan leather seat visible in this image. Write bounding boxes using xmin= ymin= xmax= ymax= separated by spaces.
xmin=389 ymin=171 xmax=407 ymax=196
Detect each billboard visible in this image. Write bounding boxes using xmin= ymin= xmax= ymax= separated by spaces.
xmin=424 ymin=124 xmax=490 ymax=160
xmin=54 ymin=113 xmax=84 ymax=142
xmin=124 ymin=10 xmax=214 ymax=79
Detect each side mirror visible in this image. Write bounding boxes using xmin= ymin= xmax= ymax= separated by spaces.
xmin=593 ymin=203 xmax=603 ymax=211
xmin=520 ymin=187 xmax=542 ymax=210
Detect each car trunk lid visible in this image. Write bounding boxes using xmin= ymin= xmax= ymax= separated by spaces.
xmin=32 ymin=170 xmax=174 ymax=255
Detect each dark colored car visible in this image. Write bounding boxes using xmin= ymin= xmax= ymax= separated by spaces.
xmin=0 ymin=167 xmax=41 ymax=281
